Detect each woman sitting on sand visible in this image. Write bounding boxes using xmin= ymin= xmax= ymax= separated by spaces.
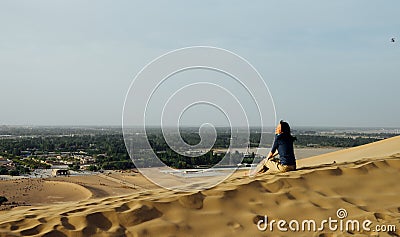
xmin=249 ymin=120 xmax=297 ymax=176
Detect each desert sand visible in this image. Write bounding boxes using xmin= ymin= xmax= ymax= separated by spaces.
xmin=0 ymin=136 xmax=400 ymax=236
xmin=0 ymin=180 xmax=91 ymax=206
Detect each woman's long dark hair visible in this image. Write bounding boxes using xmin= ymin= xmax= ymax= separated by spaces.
xmin=280 ymin=120 xmax=297 ymax=141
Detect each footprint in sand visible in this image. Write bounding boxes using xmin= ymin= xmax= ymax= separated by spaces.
xmin=227 ymin=221 xmax=242 ymax=231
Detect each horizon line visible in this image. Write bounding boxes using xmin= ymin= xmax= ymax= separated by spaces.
xmin=1 ymin=125 xmax=400 ymax=129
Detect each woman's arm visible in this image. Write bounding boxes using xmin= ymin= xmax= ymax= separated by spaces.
xmin=267 ymin=151 xmax=278 ymax=159
xmin=268 ymin=136 xmax=279 ymax=159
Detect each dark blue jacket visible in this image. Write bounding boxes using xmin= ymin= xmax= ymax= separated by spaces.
xmin=270 ymin=133 xmax=296 ymax=166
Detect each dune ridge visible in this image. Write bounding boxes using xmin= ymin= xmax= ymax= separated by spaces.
xmin=298 ymin=135 xmax=400 ymax=167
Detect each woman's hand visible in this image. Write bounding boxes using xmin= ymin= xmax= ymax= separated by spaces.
xmin=267 ymin=151 xmax=278 ymax=160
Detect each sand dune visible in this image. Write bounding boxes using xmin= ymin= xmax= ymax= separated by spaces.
xmin=0 ymin=180 xmax=91 ymax=206
xmin=0 ymin=137 xmax=399 ymax=236
xmin=298 ymin=135 xmax=400 ymax=167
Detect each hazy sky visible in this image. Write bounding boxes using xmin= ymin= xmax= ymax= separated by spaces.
xmin=1 ymin=1 xmax=399 ymax=127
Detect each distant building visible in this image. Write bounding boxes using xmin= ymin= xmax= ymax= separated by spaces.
xmin=0 ymin=158 xmax=12 ymax=166
xmin=307 ymin=143 xmax=320 ymax=147
xmin=73 ymin=154 xmax=96 ymax=164
xmin=212 ymin=150 xmax=225 ymax=156
xmin=51 ymin=169 xmax=70 ymax=176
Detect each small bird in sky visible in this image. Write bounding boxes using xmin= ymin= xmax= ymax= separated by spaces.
xmin=391 ymin=37 xmax=395 ymax=43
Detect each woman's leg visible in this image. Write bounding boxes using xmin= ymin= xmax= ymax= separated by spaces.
xmin=248 ymin=158 xmax=268 ymax=177
xmin=262 ymin=159 xmax=281 ymax=173
xmin=248 ymin=158 xmax=281 ymax=177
